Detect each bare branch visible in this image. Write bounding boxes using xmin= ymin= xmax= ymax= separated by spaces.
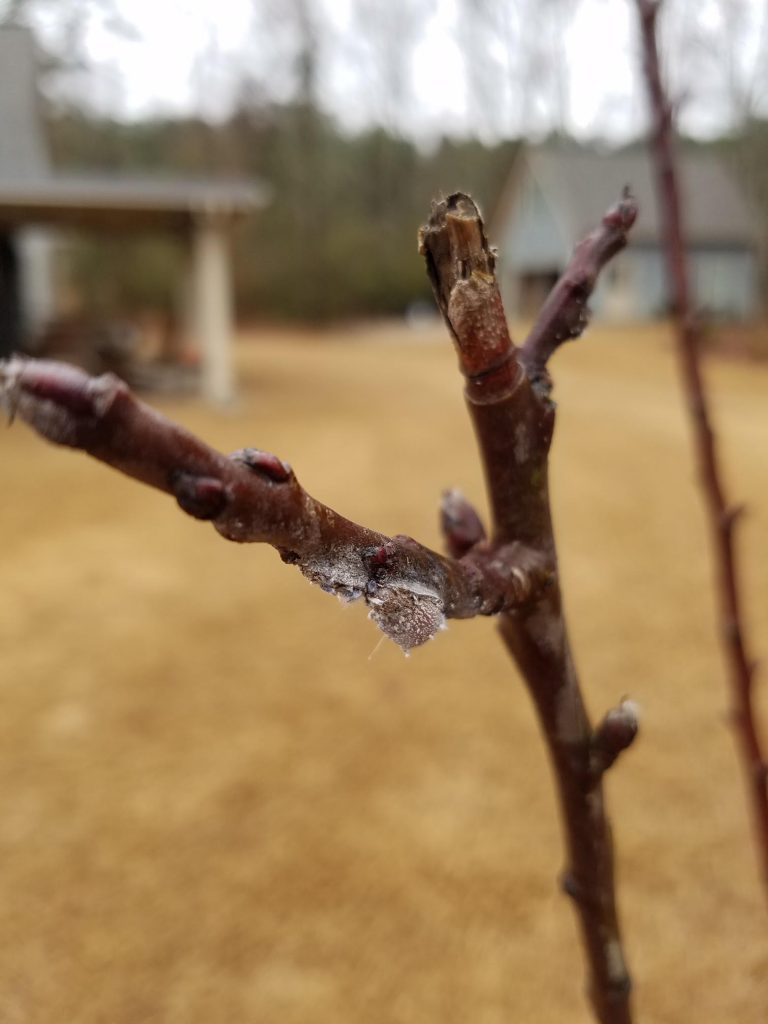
xmin=0 ymin=355 xmax=547 ymax=653
xmin=421 ymin=192 xmax=636 ymax=1024
xmin=4 ymin=184 xmax=638 ymax=1022
xmin=635 ymin=0 xmax=768 ymax=899
xmin=520 ymin=191 xmax=638 ymax=396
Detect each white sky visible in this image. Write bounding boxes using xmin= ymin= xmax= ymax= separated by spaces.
xmin=30 ymin=0 xmax=768 ymax=142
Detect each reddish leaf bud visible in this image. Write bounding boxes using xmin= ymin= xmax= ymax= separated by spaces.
xmin=440 ymin=488 xmax=486 ymax=558
xmin=230 ymin=447 xmax=293 ymax=483
xmin=171 ymin=472 xmax=228 ymax=521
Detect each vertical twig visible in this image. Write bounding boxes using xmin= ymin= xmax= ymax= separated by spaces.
xmin=635 ymin=0 xmax=768 ymax=896
xmin=422 ymin=192 xmax=638 ymax=1024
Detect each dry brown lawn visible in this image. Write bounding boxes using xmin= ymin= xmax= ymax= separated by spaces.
xmin=1 ymin=322 xmax=766 ymax=1023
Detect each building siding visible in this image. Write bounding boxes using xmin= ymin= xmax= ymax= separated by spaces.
xmin=592 ymin=245 xmax=759 ymax=320
xmin=496 ymin=150 xmax=761 ymax=323
xmin=500 ymin=177 xmax=569 ymax=315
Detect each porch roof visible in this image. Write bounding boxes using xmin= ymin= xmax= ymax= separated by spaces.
xmin=0 ymin=174 xmax=267 ymax=231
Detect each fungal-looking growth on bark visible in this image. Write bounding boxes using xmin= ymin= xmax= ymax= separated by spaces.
xmin=1 ymin=190 xmax=638 ymax=1023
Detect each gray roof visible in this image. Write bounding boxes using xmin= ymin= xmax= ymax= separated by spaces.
xmin=516 ymin=146 xmax=757 ymax=247
xmin=0 ymin=175 xmax=268 ymax=230
xmin=0 ymin=24 xmax=50 ymax=179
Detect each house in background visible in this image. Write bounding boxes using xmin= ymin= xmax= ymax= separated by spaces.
xmin=492 ymin=145 xmax=761 ymax=322
xmin=0 ymin=24 xmax=267 ymax=403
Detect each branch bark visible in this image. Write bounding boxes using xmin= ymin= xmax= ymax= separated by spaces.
xmin=0 ymin=355 xmax=548 ymax=653
xmin=420 ymin=192 xmax=637 ymax=1024
xmin=635 ymin=0 xmax=768 ymax=898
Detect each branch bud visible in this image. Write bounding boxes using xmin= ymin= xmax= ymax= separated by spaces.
xmin=170 ymin=472 xmax=229 ymax=521
xmin=591 ymin=700 xmax=640 ymax=776
xmin=230 ymin=447 xmax=293 ymax=483
xmin=440 ymin=488 xmax=486 ymax=558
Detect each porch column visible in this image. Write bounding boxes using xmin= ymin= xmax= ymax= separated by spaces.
xmin=190 ymin=214 xmax=235 ymax=405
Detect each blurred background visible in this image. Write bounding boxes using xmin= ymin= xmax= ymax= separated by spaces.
xmin=1 ymin=2 xmax=767 ymax=1022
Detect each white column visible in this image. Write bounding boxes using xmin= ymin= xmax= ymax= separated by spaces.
xmin=191 ymin=216 xmax=235 ymax=405
xmin=18 ymin=227 xmax=56 ymax=344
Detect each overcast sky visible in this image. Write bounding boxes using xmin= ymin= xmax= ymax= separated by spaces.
xmin=28 ymin=0 xmax=768 ymax=142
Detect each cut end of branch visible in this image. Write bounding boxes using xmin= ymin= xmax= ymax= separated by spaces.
xmin=419 ymin=193 xmax=516 ymax=384
xmin=418 ymin=193 xmax=495 ymax=321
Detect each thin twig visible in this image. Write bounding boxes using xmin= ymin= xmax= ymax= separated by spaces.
xmin=520 ymin=190 xmax=638 ymax=396
xmin=420 ymin=192 xmax=637 ymax=1024
xmin=636 ymin=0 xmax=768 ymax=897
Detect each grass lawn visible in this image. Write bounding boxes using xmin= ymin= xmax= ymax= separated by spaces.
xmin=1 ymin=321 xmax=766 ymax=1022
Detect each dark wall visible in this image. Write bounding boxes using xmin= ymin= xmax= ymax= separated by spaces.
xmin=0 ymin=232 xmax=21 ymax=356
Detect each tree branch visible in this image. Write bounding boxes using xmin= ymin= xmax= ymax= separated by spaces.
xmin=520 ymin=191 xmax=638 ymax=397
xmin=0 ymin=355 xmax=547 ymax=653
xmin=635 ymin=0 xmax=768 ymax=899
xmin=420 ymin=193 xmax=637 ymax=1024
xmin=3 ymin=187 xmax=639 ymax=1023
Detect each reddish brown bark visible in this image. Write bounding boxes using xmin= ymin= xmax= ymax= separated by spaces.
xmin=421 ymin=192 xmax=638 ymax=1024
xmin=2 ymin=188 xmax=639 ymax=1022
xmin=636 ymin=0 xmax=768 ymax=898
xmin=0 ymin=356 xmax=549 ymax=653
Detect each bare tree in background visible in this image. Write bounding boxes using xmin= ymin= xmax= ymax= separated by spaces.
xmin=0 ymin=0 xmax=139 ymax=113
xmin=635 ymin=0 xmax=768 ymax=899
xmin=655 ymin=0 xmax=768 ymax=127
xmin=457 ymin=0 xmax=574 ymax=139
xmin=350 ymin=0 xmax=426 ymax=133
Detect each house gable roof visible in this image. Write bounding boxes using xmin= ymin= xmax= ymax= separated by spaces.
xmin=497 ymin=145 xmax=757 ymax=249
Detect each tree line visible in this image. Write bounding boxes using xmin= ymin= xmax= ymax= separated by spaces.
xmin=47 ymin=99 xmax=520 ymax=323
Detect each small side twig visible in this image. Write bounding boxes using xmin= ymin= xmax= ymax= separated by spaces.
xmin=520 ymin=190 xmax=638 ymax=397
xmin=636 ymin=0 xmax=768 ymax=898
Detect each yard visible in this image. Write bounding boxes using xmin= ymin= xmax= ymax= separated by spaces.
xmin=1 ymin=321 xmax=766 ymax=1023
